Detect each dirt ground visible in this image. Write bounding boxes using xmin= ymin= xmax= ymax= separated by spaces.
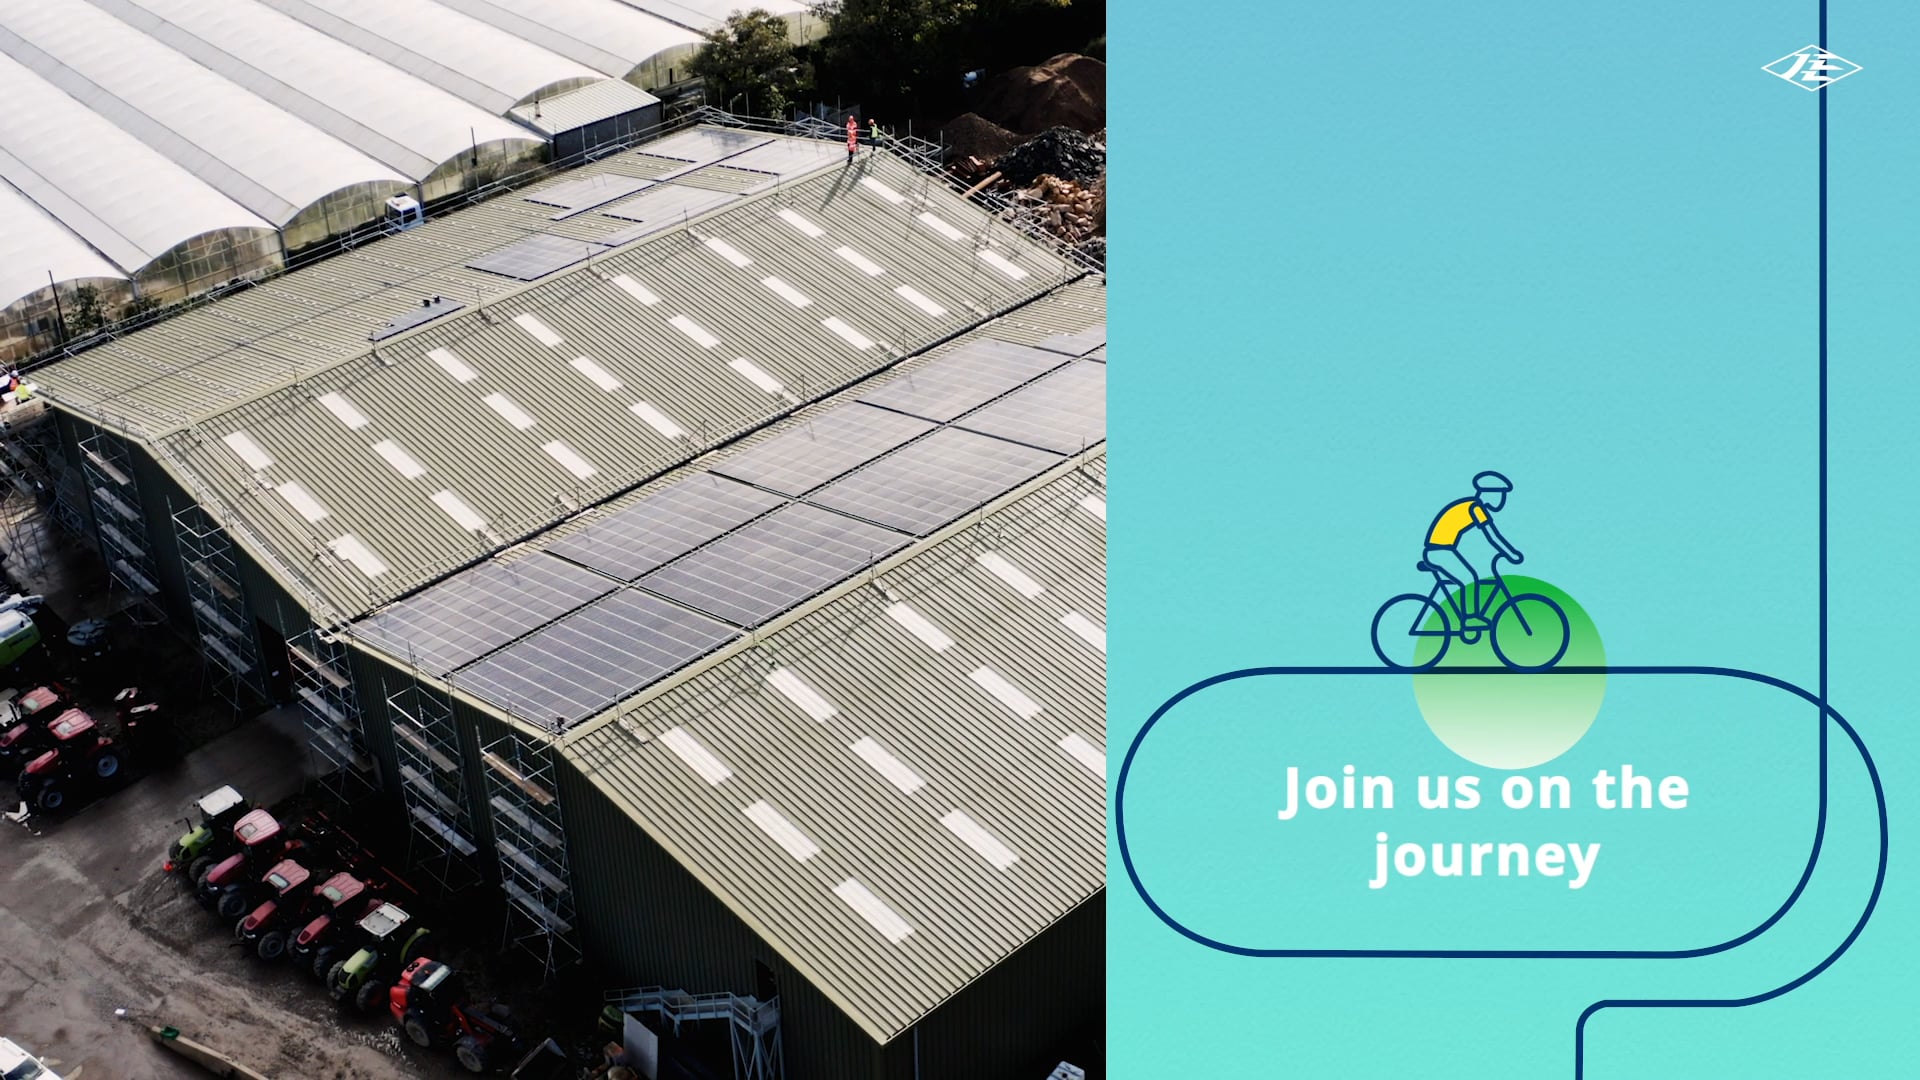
xmin=0 ymin=708 xmax=466 ymax=1080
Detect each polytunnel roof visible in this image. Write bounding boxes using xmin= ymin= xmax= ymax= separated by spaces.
xmin=433 ymin=0 xmax=702 ymax=78
xmin=0 ymin=0 xmax=412 ymax=229
xmin=624 ymin=0 xmax=812 ymax=32
xmin=0 ymin=52 xmax=272 ymax=272
xmin=258 ymin=0 xmax=607 ymax=116
xmin=107 ymin=0 xmax=538 ymax=180
xmin=0 ymin=184 xmax=127 ymax=314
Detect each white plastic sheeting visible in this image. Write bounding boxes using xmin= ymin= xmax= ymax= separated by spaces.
xmin=260 ymin=0 xmax=605 ymax=115
xmin=111 ymin=0 xmax=539 ymax=179
xmin=432 ymin=0 xmax=702 ymax=81
xmin=0 ymin=185 xmax=127 ymax=315
xmin=0 ymin=52 xmax=271 ymax=271
xmin=0 ymin=0 xmax=410 ymax=227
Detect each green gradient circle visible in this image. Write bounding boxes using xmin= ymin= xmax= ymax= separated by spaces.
xmin=1411 ymin=576 xmax=1605 ymax=769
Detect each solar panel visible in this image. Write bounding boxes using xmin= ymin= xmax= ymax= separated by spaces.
xmin=722 ymin=139 xmax=845 ymax=182
xmin=368 ymin=296 xmax=465 ymax=342
xmin=641 ymin=128 xmax=771 ymax=166
xmin=600 ymin=186 xmax=741 ymax=233
xmin=352 ymin=553 xmax=617 ymax=675
xmin=466 ymin=234 xmax=606 ymax=281
xmin=809 ymin=428 xmax=1064 ymax=536
xmin=456 ymin=589 xmax=737 ymax=727
xmin=711 ymin=403 xmax=936 ymax=496
xmin=955 ymin=361 xmax=1107 ymax=454
xmin=858 ymin=339 xmax=1066 ymax=422
xmin=525 ymin=173 xmax=655 ymax=213
xmin=545 ymin=473 xmax=786 ymax=580
xmin=637 ymin=503 xmax=910 ymax=627
xmin=1085 ymin=344 xmax=1106 ymax=363
xmin=1035 ymin=322 xmax=1107 ymax=357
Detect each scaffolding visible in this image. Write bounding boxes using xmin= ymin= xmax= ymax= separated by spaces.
xmin=605 ymin=986 xmax=783 ymax=1080
xmin=173 ymin=504 xmax=264 ymax=715
xmin=387 ymin=680 xmax=482 ymax=892
xmin=480 ymin=731 xmax=578 ymax=975
xmin=79 ymin=429 xmax=163 ymax=620
xmin=287 ymin=622 xmax=377 ymax=800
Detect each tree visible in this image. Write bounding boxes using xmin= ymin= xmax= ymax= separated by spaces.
xmin=689 ymin=10 xmax=812 ymax=119
xmin=67 ymin=285 xmax=107 ymax=336
xmin=814 ymin=0 xmax=1074 ymax=106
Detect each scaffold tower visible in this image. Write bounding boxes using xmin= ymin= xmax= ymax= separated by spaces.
xmin=79 ymin=429 xmax=163 ymax=616
xmin=387 ymin=679 xmax=481 ymax=892
xmin=172 ymin=503 xmax=264 ymax=714
xmin=479 ymin=731 xmax=578 ymax=975
xmin=287 ymin=621 xmax=377 ymax=800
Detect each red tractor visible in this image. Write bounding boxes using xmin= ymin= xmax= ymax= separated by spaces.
xmin=14 ymin=709 xmax=122 ymax=813
xmin=391 ymin=957 xmax=524 ymax=1073
xmin=234 ymin=858 xmax=328 ymax=962
xmin=0 ymin=687 xmax=78 ymax=779
xmin=289 ymin=871 xmax=377 ymax=979
xmin=195 ymin=809 xmax=303 ymax=919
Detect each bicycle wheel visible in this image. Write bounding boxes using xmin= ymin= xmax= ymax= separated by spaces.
xmin=1490 ymin=593 xmax=1570 ymax=671
xmin=1371 ymin=593 xmax=1451 ymax=671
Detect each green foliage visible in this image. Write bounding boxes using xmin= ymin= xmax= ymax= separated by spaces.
xmin=816 ymin=0 xmax=1075 ymax=105
xmin=67 ymin=284 xmax=107 ymax=335
xmin=119 ymin=295 xmax=161 ymax=323
xmin=690 ymin=9 xmax=813 ymax=118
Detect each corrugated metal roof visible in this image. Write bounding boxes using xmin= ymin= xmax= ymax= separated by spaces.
xmin=37 ymin=132 xmax=1084 ymax=621
xmin=561 ymin=450 xmax=1106 ymax=1044
xmin=509 ymin=79 xmax=661 ymax=137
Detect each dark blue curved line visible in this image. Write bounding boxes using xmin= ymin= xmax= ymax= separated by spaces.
xmin=1115 ymin=664 xmax=1828 ymax=959
xmin=1573 ymin=701 xmax=1884 ymax=1077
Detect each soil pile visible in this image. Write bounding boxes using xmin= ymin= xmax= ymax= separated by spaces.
xmin=974 ymin=53 xmax=1107 ymax=135
xmin=941 ymin=112 xmax=1023 ymax=164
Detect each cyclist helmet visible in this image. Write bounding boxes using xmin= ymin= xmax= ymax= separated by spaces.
xmin=1472 ymin=470 xmax=1513 ymax=494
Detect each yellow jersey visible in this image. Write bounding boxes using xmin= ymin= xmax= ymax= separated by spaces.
xmin=1426 ymin=498 xmax=1490 ymax=548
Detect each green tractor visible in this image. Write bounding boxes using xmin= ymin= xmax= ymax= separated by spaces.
xmin=163 ymin=785 xmax=250 ymax=877
xmin=325 ymin=902 xmax=434 ymax=1015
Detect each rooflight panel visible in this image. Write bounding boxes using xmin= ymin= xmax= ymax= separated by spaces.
xmin=630 ymin=402 xmax=688 ymax=440
xmin=835 ymin=246 xmax=885 ymax=276
xmin=1080 ymin=494 xmax=1107 ymax=521
xmin=317 ymin=392 xmax=371 ymax=429
xmin=778 ymin=208 xmax=826 ymax=238
xmin=977 ymin=248 xmax=1031 ymax=280
xmin=542 ymin=440 xmax=598 ymax=480
xmin=766 ymin=667 xmax=836 ymax=721
xmin=570 ymin=355 xmax=623 ymax=393
xmin=610 ymin=274 xmax=662 ymax=306
xmin=821 ymin=317 xmax=875 ymax=351
xmin=761 ymin=276 xmax=813 ymax=308
xmin=704 ymin=237 xmax=753 ymax=268
xmin=970 ymin=666 xmax=1043 ymax=719
xmin=884 ymin=602 xmax=954 ymax=652
xmin=222 ymin=430 xmax=274 ymax=471
xmin=744 ymin=800 xmax=820 ymax=862
xmin=851 ymin=736 xmax=925 ymax=795
xmin=669 ymin=314 xmax=721 ymax=349
xmin=274 ymin=481 xmax=330 ymax=523
xmin=484 ymin=393 xmax=538 ymax=430
xmin=372 ymin=439 xmax=428 ymax=479
xmin=1059 ymin=733 xmax=1105 ymax=777
xmin=941 ymin=810 xmax=1020 ymax=870
xmin=427 ymin=347 xmax=479 ymax=383
xmin=1059 ymin=612 xmax=1107 ymax=654
xmin=859 ymin=177 xmax=907 ymax=205
xmin=659 ymin=726 xmax=731 ymax=785
xmin=512 ymin=312 xmax=565 ymax=347
xmin=430 ymin=489 xmax=487 ymax=532
xmin=327 ymin=534 xmax=390 ymax=578
xmin=917 ymin=212 xmax=968 ymax=242
xmin=728 ymin=357 xmax=784 ymax=395
xmin=893 ymin=285 xmax=947 ymax=318
xmin=977 ymin=551 xmax=1045 ymax=599
xmin=834 ymin=878 xmax=913 ymax=943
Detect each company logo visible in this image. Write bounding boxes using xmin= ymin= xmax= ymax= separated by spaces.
xmin=1763 ymin=45 xmax=1862 ymax=90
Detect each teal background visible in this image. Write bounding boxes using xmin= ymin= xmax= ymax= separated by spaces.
xmin=1110 ymin=1 xmax=1915 ymax=1076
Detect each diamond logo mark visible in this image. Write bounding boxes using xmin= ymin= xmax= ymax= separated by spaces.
xmin=1764 ymin=45 xmax=1862 ymax=90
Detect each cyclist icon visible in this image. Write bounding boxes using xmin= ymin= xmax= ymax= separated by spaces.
xmin=1371 ymin=471 xmax=1572 ymax=671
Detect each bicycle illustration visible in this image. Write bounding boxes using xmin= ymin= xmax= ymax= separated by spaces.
xmin=1369 ymin=472 xmax=1570 ymax=671
xmin=1371 ymin=552 xmax=1571 ymax=671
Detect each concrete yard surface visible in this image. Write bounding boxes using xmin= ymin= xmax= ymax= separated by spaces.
xmin=0 ymin=708 xmax=462 ymax=1080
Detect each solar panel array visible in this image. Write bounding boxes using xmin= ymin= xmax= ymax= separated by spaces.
xmin=640 ymin=128 xmax=771 ymax=167
xmin=859 ymin=339 xmax=1065 ymax=423
xmin=525 ymin=173 xmax=655 ymax=213
xmin=466 ymin=233 xmax=607 ymax=281
xmin=544 ymin=473 xmax=785 ymax=581
xmin=636 ymin=503 xmax=910 ymax=628
xmin=353 ymin=553 xmax=616 ymax=675
xmin=457 ymin=589 xmax=737 ymax=724
xmin=710 ymin=403 xmax=937 ymax=496
xmin=1035 ymin=322 xmax=1107 ymax=357
xmin=600 ymin=186 xmax=743 ymax=236
xmin=809 ymin=428 xmax=1065 ymax=536
xmin=368 ymin=297 xmax=465 ymax=342
xmin=956 ymin=361 xmax=1107 ymax=454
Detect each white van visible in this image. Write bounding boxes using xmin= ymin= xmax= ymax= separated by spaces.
xmin=0 ymin=1037 xmax=62 ymax=1080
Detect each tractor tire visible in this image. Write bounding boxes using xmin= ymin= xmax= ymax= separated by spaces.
xmin=166 ymin=839 xmax=187 ymax=866
xmin=187 ymin=855 xmax=214 ymax=886
xmin=454 ymin=1036 xmax=488 ymax=1073
xmin=216 ymin=889 xmax=249 ymax=920
xmin=311 ymin=947 xmax=337 ymax=981
xmin=93 ymin=751 xmax=120 ymax=779
xmin=402 ymin=1010 xmax=435 ymax=1049
xmin=256 ymin=931 xmax=288 ymax=962
xmin=36 ymin=785 xmax=64 ymax=812
xmin=354 ymin=979 xmax=384 ymax=1015
xmin=325 ymin=960 xmax=350 ymax=1000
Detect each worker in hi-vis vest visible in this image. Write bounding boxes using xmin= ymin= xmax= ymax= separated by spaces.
xmin=1420 ymin=471 xmax=1522 ymax=625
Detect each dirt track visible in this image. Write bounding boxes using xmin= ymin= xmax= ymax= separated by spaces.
xmin=0 ymin=708 xmax=459 ymax=1080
